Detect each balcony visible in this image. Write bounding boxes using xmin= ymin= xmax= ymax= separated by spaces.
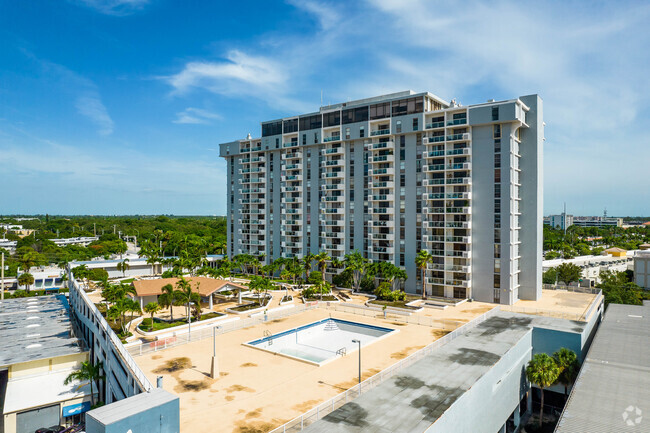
xmin=370 ymin=194 xmax=395 ymax=202
xmin=446 ymin=177 xmax=471 ymax=185
xmin=425 ymin=136 xmax=445 ymax=144
xmin=369 ymin=141 xmax=393 ymax=150
xmin=282 ymin=208 xmax=302 ymax=215
xmin=427 ymin=277 xmax=445 ymax=285
xmin=424 ymin=235 xmax=445 ymax=243
xmin=322 ymin=147 xmax=343 ymax=155
xmin=369 ymin=154 xmax=395 ymax=163
xmin=370 ymin=207 xmax=390 ymax=214
xmin=423 ymin=178 xmax=445 ymax=186
xmin=323 ymin=159 xmax=343 ymax=167
xmin=321 ymin=207 xmax=341 ymax=214
xmin=282 ymin=175 xmax=303 ymax=182
xmin=322 ymin=171 xmax=344 ymax=179
xmin=282 ymin=186 xmax=299 ymax=193
xmin=446 ymin=221 xmax=471 ymax=229
xmin=283 ymin=141 xmax=299 ymax=148
xmin=370 ymin=181 xmax=395 ymax=189
xmin=446 ymin=250 xmax=471 ymax=258
xmin=321 ymin=218 xmax=345 ymax=226
xmin=370 ymin=129 xmax=390 ymax=136
xmin=447 ymin=265 xmax=471 ymax=273
xmin=447 ymin=118 xmax=467 ymax=126
xmin=369 ymin=167 xmax=395 ymax=176
xmin=322 ymin=183 xmax=344 ymax=190
xmin=447 ymin=148 xmax=471 ymax=156
xmin=447 ymin=162 xmax=471 ymax=171
xmin=446 ymin=279 xmax=470 ymax=288
xmin=424 ymin=164 xmax=445 ymax=172
xmin=425 ymin=150 xmax=445 ymax=158
xmin=371 ymin=220 xmax=394 ymax=227
xmin=426 ymin=121 xmax=445 ymax=129
xmin=446 ymin=192 xmax=471 ymax=199
xmin=370 ymin=246 xmax=394 ymax=254
xmin=423 ymin=193 xmax=445 ymax=200
xmin=323 ymin=135 xmax=341 ymax=143
xmin=424 ymin=207 xmax=445 ymax=214
xmin=446 ymin=236 xmax=470 ymax=243
xmin=447 ymin=133 xmax=471 ymax=141
xmin=323 ymin=195 xmax=345 ymax=202
xmin=423 ymin=221 xmax=445 ymax=229
xmin=446 ymin=207 xmax=471 ymax=214
xmin=282 ymin=152 xmax=302 ymax=160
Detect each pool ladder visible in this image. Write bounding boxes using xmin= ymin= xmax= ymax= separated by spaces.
xmin=263 ymin=330 xmax=273 ymax=345
xmin=336 ymin=347 xmax=346 ymax=357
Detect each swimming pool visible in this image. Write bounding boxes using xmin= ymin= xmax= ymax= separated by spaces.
xmin=245 ymin=318 xmax=397 ymax=366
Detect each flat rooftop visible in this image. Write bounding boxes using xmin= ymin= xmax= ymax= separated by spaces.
xmin=555 ymin=302 xmax=650 ymax=433
xmin=304 ymin=311 xmax=587 ymax=433
xmin=0 ymin=295 xmax=83 ymax=367
xmin=134 ymin=301 xmax=494 ymax=433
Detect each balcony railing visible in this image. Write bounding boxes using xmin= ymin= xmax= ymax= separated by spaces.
xmin=323 ymin=135 xmax=341 ymax=143
xmin=447 ymin=118 xmax=467 ymax=126
xmin=426 ymin=121 xmax=445 ymax=129
xmin=370 ymin=129 xmax=390 ymax=136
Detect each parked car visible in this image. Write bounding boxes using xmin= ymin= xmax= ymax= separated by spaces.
xmin=35 ymin=426 xmax=65 ymax=433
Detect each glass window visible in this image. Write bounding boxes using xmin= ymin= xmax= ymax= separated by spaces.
xmin=345 ymin=127 xmax=350 ymax=139
xmin=283 ymin=118 xmax=298 ymax=133
xmin=369 ymin=102 xmax=390 ymax=120
xmin=493 ymin=124 xmax=501 ymax=139
xmin=262 ymin=121 xmax=282 ymax=137
xmin=299 ymin=114 xmax=322 ymax=131
xmin=396 ymin=120 xmax=402 ymax=133
xmin=413 ymin=118 xmax=419 ymax=131
xmin=302 ymin=134 xmax=306 ymax=145
xmin=342 ymin=106 xmax=369 ymax=124
xmin=359 ymin=126 xmax=365 ymax=138
xmin=492 ymin=106 xmax=499 ymax=121
xmin=323 ymin=111 xmax=340 ymax=127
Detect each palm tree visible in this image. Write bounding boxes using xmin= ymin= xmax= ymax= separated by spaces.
xmin=158 ymin=283 xmax=181 ymax=321
xmin=17 ymin=272 xmax=34 ymax=290
xmin=116 ymin=258 xmax=130 ymax=277
xmin=144 ymin=302 xmax=161 ymax=332
xmin=176 ymin=277 xmax=201 ymax=320
xmin=64 ymin=361 xmax=104 ymax=406
xmin=314 ymin=252 xmax=331 ymax=282
xmin=315 ymin=280 xmax=331 ymax=301
xmin=17 ymin=250 xmax=42 ymax=275
xmin=344 ymin=251 xmax=369 ymax=292
xmin=526 ymin=353 xmax=561 ymax=428
xmin=415 ymin=250 xmax=433 ymax=300
xmin=302 ymin=253 xmax=315 ymax=282
xmin=553 ymin=348 xmax=580 ymax=400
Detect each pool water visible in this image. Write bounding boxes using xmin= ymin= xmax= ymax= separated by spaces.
xmin=245 ymin=318 xmax=397 ymax=365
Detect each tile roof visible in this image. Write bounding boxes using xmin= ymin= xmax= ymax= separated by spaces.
xmin=132 ymin=277 xmax=247 ymax=297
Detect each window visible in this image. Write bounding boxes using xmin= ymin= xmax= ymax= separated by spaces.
xmin=396 ymin=120 xmax=402 ymax=133
xmin=283 ymin=118 xmax=298 ymax=133
xmin=391 ymin=97 xmax=424 ymax=116
xmin=314 ymin=132 xmax=318 ymax=143
xmin=494 ymin=168 xmax=501 ymax=183
xmin=262 ymin=121 xmax=282 ymax=137
xmin=323 ymin=111 xmax=340 ymax=127
xmin=493 ymin=124 xmax=501 ymax=139
xmin=369 ymin=102 xmax=390 ymax=120
xmin=299 ymin=114 xmax=322 ymax=131
xmin=302 ymin=134 xmax=306 ymax=145
xmin=275 ymin=138 xmax=279 ymax=148
xmin=492 ymin=106 xmax=499 ymax=121
xmin=413 ymin=118 xmax=419 ymax=131
xmin=345 ymin=127 xmax=350 ymax=139
xmin=359 ymin=126 xmax=365 ymax=138
xmin=342 ymin=106 xmax=369 ymax=124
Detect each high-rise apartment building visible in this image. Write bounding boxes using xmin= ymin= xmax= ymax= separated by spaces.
xmin=220 ymin=91 xmax=543 ymax=304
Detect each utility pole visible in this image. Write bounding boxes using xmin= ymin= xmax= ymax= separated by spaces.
xmin=113 ymin=225 xmax=116 ymax=235
xmin=94 ymin=223 xmax=96 ymax=237
xmin=1 ymin=252 xmax=4 ymax=304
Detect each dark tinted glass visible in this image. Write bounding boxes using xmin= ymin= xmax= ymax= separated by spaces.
xmin=283 ymin=118 xmax=298 ymax=133
xmin=299 ymin=114 xmax=322 ymax=131
xmin=262 ymin=121 xmax=282 ymax=137
xmin=323 ymin=111 xmax=341 ymax=127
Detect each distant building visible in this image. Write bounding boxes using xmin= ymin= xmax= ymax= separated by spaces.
xmin=604 ymin=247 xmax=627 ymax=257
xmin=634 ymin=251 xmax=650 ymax=289
xmin=544 ymin=214 xmax=623 ymax=229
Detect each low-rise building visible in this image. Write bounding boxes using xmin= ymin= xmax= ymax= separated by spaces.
xmin=132 ymin=277 xmax=247 ymax=309
xmin=0 ymin=295 xmax=93 ymax=433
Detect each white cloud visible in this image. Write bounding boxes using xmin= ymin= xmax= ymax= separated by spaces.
xmin=286 ymin=0 xmax=340 ymax=30
xmin=75 ymin=95 xmax=114 ymax=135
xmin=173 ymin=107 xmax=221 ymax=125
xmin=75 ymin=0 xmax=149 ymax=15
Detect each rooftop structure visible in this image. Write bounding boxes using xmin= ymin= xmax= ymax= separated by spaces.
xmin=544 ymin=214 xmax=623 ymax=229
xmin=555 ymin=302 xmax=650 ymax=432
xmin=302 ymin=305 xmax=603 ymax=433
xmin=220 ymin=91 xmax=544 ymax=305
xmin=0 ymin=295 xmax=83 ymax=367
xmin=634 ymin=251 xmax=650 ymax=289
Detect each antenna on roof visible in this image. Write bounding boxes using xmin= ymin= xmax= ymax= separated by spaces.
xmin=604 ymin=207 xmax=608 ymax=218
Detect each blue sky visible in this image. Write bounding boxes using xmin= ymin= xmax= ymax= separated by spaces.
xmin=1 ymin=0 xmax=649 ymax=216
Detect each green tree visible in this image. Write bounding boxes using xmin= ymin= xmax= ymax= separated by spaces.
xmin=302 ymin=253 xmax=315 ymax=282
xmin=415 ymin=250 xmax=433 ymax=300
xmin=553 ymin=348 xmax=580 ymax=400
xmin=555 ymin=263 xmax=582 ymax=285
xmin=526 ymin=353 xmax=561 ymax=428
xmin=314 ymin=252 xmax=331 ymax=282
xmin=598 ymin=270 xmax=643 ymax=306
xmin=64 ymin=361 xmax=104 ymax=406
xmin=17 ymin=272 xmax=34 ymax=290
xmin=248 ymin=276 xmax=274 ymax=306
xmin=143 ymin=302 xmax=161 ymax=332
xmin=542 ymin=268 xmax=557 ymax=285
xmin=176 ymin=277 xmax=201 ymax=320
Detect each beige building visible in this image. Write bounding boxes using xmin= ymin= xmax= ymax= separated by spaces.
xmin=634 ymin=251 xmax=650 ymax=289
xmin=1 ymin=296 xmax=94 ymax=433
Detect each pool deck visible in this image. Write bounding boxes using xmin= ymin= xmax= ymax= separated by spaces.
xmin=134 ymin=302 xmax=494 ymax=433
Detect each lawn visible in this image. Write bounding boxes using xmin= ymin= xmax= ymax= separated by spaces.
xmin=139 ymin=312 xmax=225 ymax=332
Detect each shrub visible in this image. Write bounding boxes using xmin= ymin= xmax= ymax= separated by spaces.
xmin=332 ymin=268 xmax=353 ymax=288
xmin=302 ymin=287 xmax=316 ymax=298
xmin=360 ymin=276 xmax=375 ymax=293
xmin=308 ymin=271 xmax=322 ymax=284
xmin=87 ymin=268 xmax=108 ymax=281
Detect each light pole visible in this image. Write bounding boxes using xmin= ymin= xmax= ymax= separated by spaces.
xmin=187 ymin=301 xmax=193 ymax=342
xmin=352 ymin=339 xmax=361 ymax=392
xmin=210 ymin=325 xmax=220 ymax=378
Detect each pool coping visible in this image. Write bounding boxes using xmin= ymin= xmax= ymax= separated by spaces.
xmin=242 ymin=318 xmax=399 ymax=367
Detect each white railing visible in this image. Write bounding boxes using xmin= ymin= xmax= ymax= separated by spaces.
xmin=128 ymin=302 xmax=318 ymax=357
xmin=268 ymin=306 xmax=501 ymax=433
xmin=542 ymin=284 xmax=598 ymax=294
xmin=320 ymin=303 xmax=464 ymax=330
xmin=69 ymin=278 xmax=154 ymax=392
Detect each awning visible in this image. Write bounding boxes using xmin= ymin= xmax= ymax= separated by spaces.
xmin=62 ymin=401 xmax=91 ymax=417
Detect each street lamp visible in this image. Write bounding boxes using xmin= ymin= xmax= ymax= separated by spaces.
xmin=188 ymin=301 xmax=194 ymax=341
xmin=352 ymin=339 xmax=361 ymax=391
